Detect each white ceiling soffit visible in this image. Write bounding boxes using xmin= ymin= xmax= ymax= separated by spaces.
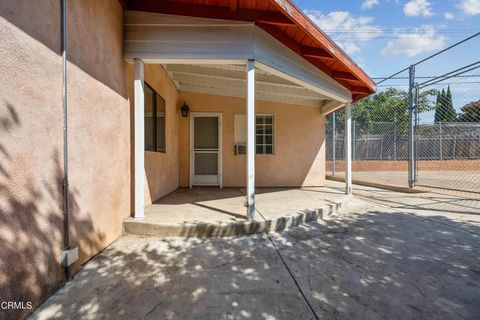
xmin=165 ymin=64 xmax=326 ymax=107
xmin=124 ymin=11 xmax=352 ymax=103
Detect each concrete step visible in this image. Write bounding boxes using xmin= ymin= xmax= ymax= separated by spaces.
xmin=123 ymin=196 xmax=349 ymax=238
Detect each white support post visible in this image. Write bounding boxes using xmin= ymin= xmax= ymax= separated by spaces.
xmin=344 ymin=103 xmax=352 ymax=195
xmin=134 ymin=58 xmax=145 ymax=219
xmin=246 ymin=59 xmax=256 ymax=220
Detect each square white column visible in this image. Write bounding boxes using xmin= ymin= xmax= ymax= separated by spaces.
xmin=134 ymin=58 xmax=145 ymax=219
xmin=246 ymin=60 xmax=256 ymax=219
xmin=344 ymin=102 xmax=352 ymax=195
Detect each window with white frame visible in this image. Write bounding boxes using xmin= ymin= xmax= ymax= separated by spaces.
xmin=255 ymin=115 xmax=274 ymax=154
xmin=144 ymin=83 xmax=166 ymax=153
xmin=233 ymin=114 xmax=275 ymax=155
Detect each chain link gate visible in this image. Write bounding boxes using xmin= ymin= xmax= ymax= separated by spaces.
xmin=413 ymin=63 xmax=480 ymax=194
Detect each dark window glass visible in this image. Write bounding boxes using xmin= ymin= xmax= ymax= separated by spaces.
xmin=145 ymin=85 xmax=155 ymax=152
xmin=156 ymin=95 xmax=166 ymax=152
xmin=144 ymin=83 xmax=166 ymax=153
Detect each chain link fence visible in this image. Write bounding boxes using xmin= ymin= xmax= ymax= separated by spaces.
xmin=415 ymin=65 xmax=480 ymax=193
xmin=326 ymin=69 xmax=411 ymax=187
xmin=326 ymin=36 xmax=480 ymax=195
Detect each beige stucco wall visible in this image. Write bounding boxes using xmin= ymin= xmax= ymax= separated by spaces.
xmin=179 ymin=92 xmax=326 ymax=188
xmin=67 ymin=0 xmax=130 ymax=267
xmin=0 ymin=2 xmax=64 ymax=319
xmin=126 ymin=64 xmax=180 ymax=206
xmin=0 ymin=0 xmax=129 ymax=318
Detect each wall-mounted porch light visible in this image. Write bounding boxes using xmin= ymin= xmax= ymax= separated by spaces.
xmin=180 ymin=102 xmax=190 ymax=117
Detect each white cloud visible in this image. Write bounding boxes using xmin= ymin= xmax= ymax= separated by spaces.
xmin=404 ymin=0 xmax=434 ymax=17
xmin=362 ymin=0 xmax=379 ymax=10
xmin=381 ymin=25 xmax=446 ymax=57
xmin=337 ymin=42 xmax=361 ymax=55
xmin=304 ymin=10 xmax=383 ymax=55
xmin=444 ymin=12 xmax=455 ymax=19
xmin=457 ymin=0 xmax=480 ymax=15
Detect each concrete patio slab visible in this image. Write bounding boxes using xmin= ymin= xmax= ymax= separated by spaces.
xmin=327 ymin=180 xmax=480 ymax=235
xmin=31 ymin=184 xmax=480 ymax=320
xmin=31 ymin=234 xmax=317 ymax=320
xmin=124 ymin=187 xmax=349 ymax=237
xmin=327 ymin=170 xmax=480 ymax=197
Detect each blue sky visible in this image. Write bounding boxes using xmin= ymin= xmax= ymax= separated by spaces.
xmin=293 ymin=0 xmax=480 ymax=119
xmin=293 ymin=0 xmax=479 ymax=77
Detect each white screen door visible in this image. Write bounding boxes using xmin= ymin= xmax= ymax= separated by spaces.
xmin=191 ymin=114 xmax=222 ymax=186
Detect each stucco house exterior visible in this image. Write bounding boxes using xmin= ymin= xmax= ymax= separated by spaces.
xmin=0 ymin=0 xmax=375 ymax=318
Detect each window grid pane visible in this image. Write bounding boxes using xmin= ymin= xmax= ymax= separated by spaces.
xmin=255 ymin=115 xmax=274 ymax=155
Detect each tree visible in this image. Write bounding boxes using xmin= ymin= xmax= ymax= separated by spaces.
xmin=434 ymin=86 xmax=457 ymax=123
xmin=328 ymin=87 xmax=438 ymax=135
xmin=434 ymin=89 xmax=445 ymax=123
xmin=444 ymin=86 xmax=457 ymax=122
xmin=458 ymin=100 xmax=480 ymax=122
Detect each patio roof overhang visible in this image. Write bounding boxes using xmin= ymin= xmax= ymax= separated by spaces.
xmin=124 ymin=3 xmax=357 ymax=220
xmin=164 ymin=64 xmax=329 ymax=108
xmin=124 ymin=11 xmax=352 ymax=107
xmin=120 ymin=0 xmax=376 ymax=103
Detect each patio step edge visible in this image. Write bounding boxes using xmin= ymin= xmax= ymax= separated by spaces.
xmin=123 ymin=196 xmax=350 ymax=238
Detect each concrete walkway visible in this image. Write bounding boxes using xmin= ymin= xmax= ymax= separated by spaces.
xmin=124 ymin=187 xmax=348 ymax=237
xmin=31 ymin=183 xmax=480 ymax=320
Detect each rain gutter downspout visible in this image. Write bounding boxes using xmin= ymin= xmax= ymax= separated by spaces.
xmin=61 ymin=0 xmax=74 ymax=280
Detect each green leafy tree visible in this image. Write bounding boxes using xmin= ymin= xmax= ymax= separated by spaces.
xmin=328 ymin=87 xmax=438 ymax=134
xmin=458 ymin=100 xmax=480 ymax=122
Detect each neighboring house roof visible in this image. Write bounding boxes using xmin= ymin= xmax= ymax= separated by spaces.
xmin=120 ymin=0 xmax=376 ymax=101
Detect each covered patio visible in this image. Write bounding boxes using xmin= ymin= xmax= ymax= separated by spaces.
xmin=125 ymin=0 xmax=375 ymax=228
xmin=124 ymin=186 xmax=348 ymax=237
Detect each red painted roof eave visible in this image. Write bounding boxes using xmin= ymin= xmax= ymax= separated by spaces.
xmin=269 ymin=0 xmax=376 ymax=96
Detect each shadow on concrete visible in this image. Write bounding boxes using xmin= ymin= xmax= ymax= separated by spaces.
xmin=270 ymin=206 xmax=480 ymax=319
xmin=191 ymin=202 xmax=248 ymax=220
xmin=31 ymin=199 xmax=480 ymax=319
xmin=357 ymin=187 xmax=480 ymax=216
xmin=30 ymin=234 xmax=317 ymax=319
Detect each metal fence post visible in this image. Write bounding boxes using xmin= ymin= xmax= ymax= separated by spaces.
xmin=393 ymin=110 xmax=397 ymax=161
xmin=381 ymin=136 xmax=384 ymax=160
xmin=332 ymin=112 xmax=336 ymax=176
xmin=414 ymin=85 xmax=420 ymax=184
xmin=408 ymin=65 xmax=416 ymax=188
xmin=439 ymin=122 xmax=443 ymax=160
xmin=453 ymin=136 xmax=457 ymax=159
xmin=352 ymin=120 xmax=356 ymax=161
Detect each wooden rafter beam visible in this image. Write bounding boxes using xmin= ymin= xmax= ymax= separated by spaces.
xmin=127 ymin=0 xmax=296 ymax=26
xmin=332 ymin=71 xmax=358 ymax=81
xmin=257 ymin=22 xmax=301 ymax=53
xmin=170 ymin=72 xmax=323 ymax=99
xmin=301 ymin=46 xmax=334 ymax=60
xmin=351 ymin=86 xmax=372 ymax=94
xmin=229 ymin=0 xmax=238 ymax=11
xmin=268 ymin=0 xmax=376 ymax=93
xmin=165 ymin=65 xmax=297 ymax=86
xmin=353 ymin=94 xmax=368 ymax=101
